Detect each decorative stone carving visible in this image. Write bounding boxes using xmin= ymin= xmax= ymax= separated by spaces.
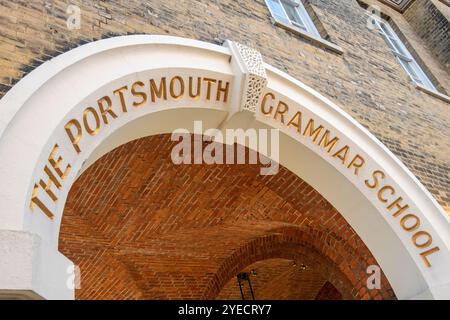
xmin=233 ymin=42 xmax=267 ymax=79
xmin=226 ymin=41 xmax=268 ymax=113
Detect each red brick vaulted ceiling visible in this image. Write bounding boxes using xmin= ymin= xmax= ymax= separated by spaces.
xmin=59 ymin=134 xmax=396 ymax=300
xmin=217 ymin=259 xmax=344 ymax=300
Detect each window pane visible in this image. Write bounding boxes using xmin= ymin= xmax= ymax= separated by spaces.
xmin=382 ymin=36 xmax=397 ymax=52
xmin=380 ymin=22 xmax=395 ymax=38
xmin=389 ymin=38 xmax=407 ymax=56
xmin=377 ymin=20 xmax=435 ymax=90
xmin=267 ymin=0 xmax=289 ymax=23
xmin=399 ymin=59 xmax=420 ymax=82
xmin=296 ymin=1 xmax=321 ymax=37
xmin=281 ymin=2 xmax=306 ymax=28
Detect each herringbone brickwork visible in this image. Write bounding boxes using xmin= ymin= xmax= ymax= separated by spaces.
xmin=59 ymin=135 xmax=396 ymax=300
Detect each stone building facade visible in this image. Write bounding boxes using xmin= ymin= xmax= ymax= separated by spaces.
xmin=0 ymin=0 xmax=448 ymax=300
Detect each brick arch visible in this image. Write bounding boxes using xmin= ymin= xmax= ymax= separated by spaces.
xmin=217 ymin=259 xmax=344 ymax=300
xmin=205 ymin=225 xmax=392 ymax=300
xmin=59 ymin=134 xmax=396 ymax=299
xmin=206 ymin=231 xmax=355 ymax=299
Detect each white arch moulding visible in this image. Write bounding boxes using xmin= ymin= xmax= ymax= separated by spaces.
xmin=0 ymin=35 xmax=448 ymax=300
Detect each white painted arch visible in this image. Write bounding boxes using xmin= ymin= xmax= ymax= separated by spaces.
xmin=0 ymin=35 xmax=448 ymax=300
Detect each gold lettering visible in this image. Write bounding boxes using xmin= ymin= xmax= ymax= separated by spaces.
xmin=332 ymin=145 xmax=349 ymax=165
xmin=170 ymin=76 xmax=185 ymax=100
xmin=365 ymin=170 xmax=385 ymax=189
xmin=318 ymin=130 xmax=339 ymax=153
xmin=420 ymin=246 xmax=440 ymax=268
xmin=261 ymin=92 xmax=275 ymax=116
xmin=347 ymin=154 xmax=365 ymax=176
xmin=412 ymin=231 xmax=433 ymax=248
xmin=64 ymin=119 xmax=82 ymax=154
xmin=48 ymin=144 xmax=71 ymax=181
xmin=189 ymin=77 xmax=201 ymax=100
xmin=400 ymin=214 xmax=420 ymax=232
xmin=29 ymin=184 xmax=54 ymax=220
xmin=97 ymin=96 xmax=117 ymax=125
xmin=39 ymin=165 xmax=61 ymax=202
xmin=216 ymin=80 xmax=229 ymax=103
xmin=203 ymin=78 xmax=217 ymax=100
xmin=287 ymin=111 xmax=302 ymax=132
xmin=377 ymin=185 xmax=395 ymax=203
xmin=131 ymin=81 xmax=147 ymax=107
xmin=83 ymin=107 xmax=101 ymax=136
xmin=113 ymin=86 xmax=128 ymax=112
xmin=303 ymin=119 xmax=323 ymax=143
xmin=150 ymin=77 xmax=167 ymax=102
xmin=274 ymin=101 xmax=288 ymax=124
xmin=387 ymin=196 xmax=409 ymax=217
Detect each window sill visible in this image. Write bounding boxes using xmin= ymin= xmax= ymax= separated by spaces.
xmin=272 ymin=19 xmax=344 ymax=55
xmin=415 ymin=84 xmax=450 ymax=104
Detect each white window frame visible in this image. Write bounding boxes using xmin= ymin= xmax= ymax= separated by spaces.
xmin=373 ymin=18 xmax=435 ymax=91
xmin=265 ymin=0 xmax=321 ymax=38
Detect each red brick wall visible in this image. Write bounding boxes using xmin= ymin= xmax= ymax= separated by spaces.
xmin=315 ymin=281 xmax=343 ymax=300
xmin=59 ymin=134 xmax=396 ymax=300
xmin=217 ymin=259 xmax=343 ymax=300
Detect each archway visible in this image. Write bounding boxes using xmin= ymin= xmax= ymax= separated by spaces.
xmin=217 ymin=259 xmax=347 ymax=300
xmin=0 ymin=35 xmax=448 ymax=299
xmin=59 ymin=134 xmax=395 ymax=299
